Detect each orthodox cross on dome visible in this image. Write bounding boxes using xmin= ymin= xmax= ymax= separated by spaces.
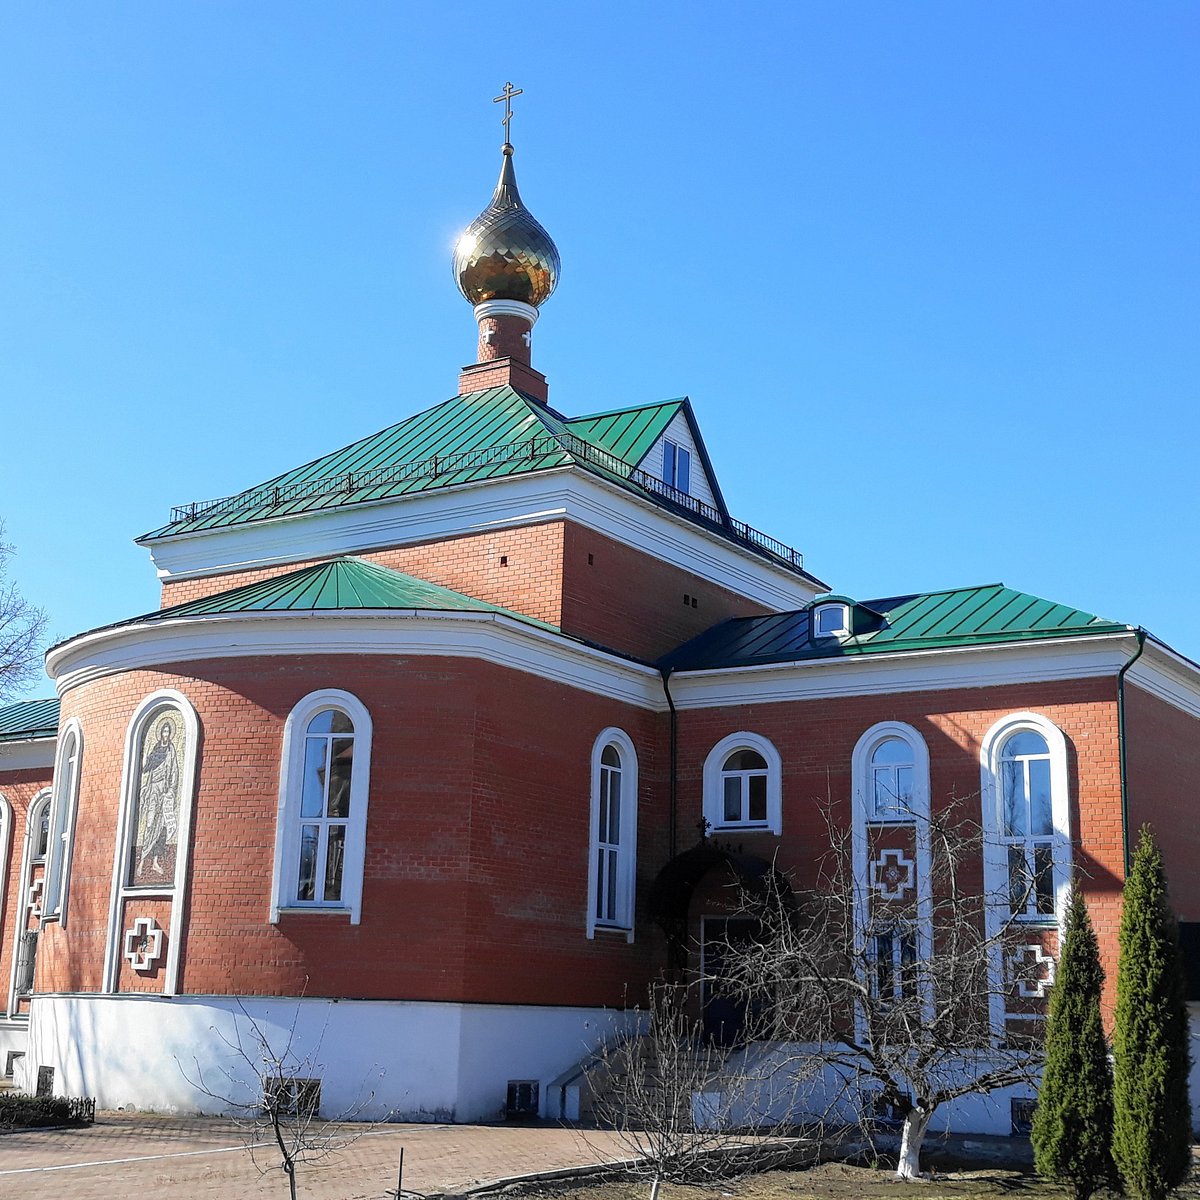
xmin=493 ymin=81 xmax=523 ymax=143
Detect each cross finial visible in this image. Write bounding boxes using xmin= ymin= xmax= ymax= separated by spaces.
xmin=493 ymin=81 xmax=523 ymax=143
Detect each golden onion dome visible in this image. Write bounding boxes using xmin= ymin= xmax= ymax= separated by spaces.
xmin=453 ymin=144 xmax=560 ymax=307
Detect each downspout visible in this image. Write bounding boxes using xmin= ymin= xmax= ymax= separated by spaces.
xmin=1117 ymin=628 xmax=1147 ymax=877
xmin=660 ymin=668 xmax=678 ymax=861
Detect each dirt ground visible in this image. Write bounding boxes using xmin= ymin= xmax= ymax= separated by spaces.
xmin=520 ymin=1155 xmax=1200 ymax=1200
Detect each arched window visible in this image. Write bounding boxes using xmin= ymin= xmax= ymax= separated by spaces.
xmin=43 ymin=720 xmax=83 ymax=923
xmin=272 ymin=690 xmax=373 ymax=925
xmin=587 ymin=729 xmax=638 ymax=939
xmin=702 ymin=733 xmax=783 ymax=834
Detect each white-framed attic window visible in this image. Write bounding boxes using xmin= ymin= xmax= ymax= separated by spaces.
xmin=663 ymin=440 xmax=691 ymax=495
xmin=813 ymin=602 xmax=850 ymax=639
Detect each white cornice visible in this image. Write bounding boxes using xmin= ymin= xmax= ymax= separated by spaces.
xmin=1126 ymin=641 xmax=1200 ymax=720
xmin=46 ymin=610 xmax=666 ymax=712
xmin=667 ymin=634 xmax=1140 ymax=709
xmin=0 ymin=738 xmax=56 ymax=773
xmin=142 ymin=469 xmax=821 ymax=611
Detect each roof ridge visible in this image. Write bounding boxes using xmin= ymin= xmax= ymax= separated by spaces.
xmin=565 ymin=398 xmax=686 ymax=422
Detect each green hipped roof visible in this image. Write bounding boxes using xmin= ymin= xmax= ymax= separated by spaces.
xmin=124 ymin=557 xmax=559 ymax=631
xmin=659 ymin=583 xmax=1131 ymax=671
xmin=0 ymin=697 xmax=60 ymax=742
xmin=138 ymin=386 xmax=813 ymax=580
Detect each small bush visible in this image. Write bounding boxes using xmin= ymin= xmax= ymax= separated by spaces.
xmin=0 ymin=1092 xmax=75 ymax=1128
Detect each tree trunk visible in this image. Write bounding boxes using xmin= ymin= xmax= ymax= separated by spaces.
xmin=894 ymin=1107 xmax=932 ymax=1181
xmin=648 ymin=1177 xmax=661 ymax=1200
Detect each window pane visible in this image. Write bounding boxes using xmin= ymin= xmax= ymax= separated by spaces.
xmin=606 ymin=848 xmax=618 ymax=921
xmin=1005 ymin=731 xmax=1049 ymax=757
xmin=725 ymin=749 xmax=767 ymax=771
xmin=300 ymin=738 xmax=327 ymax=818
xmin=1033 ymin=844 xmax=1055 ymax=915
xmin=1001 ymin=760 xmax=1027 ymax=836
xmin=329 ymin=710 xmax=353 ymax=735
xmin=872 ymin=766 xmax=894 ymax=815
xmin=871 ymin=737 xmax=910 ymax=766
xmin=597 ymin=785 xmax=609 ymax=842
xmin=1029 ymin=759 xmax=1053 ymax=836
xmin=724 ymin=776 xmax=742 ymax=822
xmin=297 ymin=825 xmax=318 ymax=901
xmin=748 ymin=774 xmax=767 ymax=822
xmin=875 ymin=934 xmax=894 ymax=998
xmin=327 ymin=739 xmax=354 ymax=817
xmin=816 ymin=606 xmax=846 ymax=634
xmin=601 ymin=745 xmax=621 ymax=768
xmin=900 ymin=933 xmax=918 ymax=998
xmin=607 ymin=779 xmax=620 ymax=842
xmin=896 ymin=766 xmax=914 ymax=812
xmin=306 ymin=710 xmax=334 ymax=736
xmin=1008 ymin=845 xmax=1029 ymax=913
xmin=35 ymin=805 xmax=50 ymax=859
xmin=663 ymin=442 xmax=677 ymax=487
xmin=677 ymin=447 xmax=691 ymax=494
xmin=595 ymin=850 xmax=606 ymax=920
xmin=324 ymin=826 xmax=345 ymax=901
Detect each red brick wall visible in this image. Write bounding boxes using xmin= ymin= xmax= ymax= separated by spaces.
xmin=160 ymin=523 xmax=567 ymax=627
xmin=0 ymin=767 xmax=52 ymax=1017
xmin=158 ymin=519 xmax=777 ymax=663
xmin=559 ymin=524 xmax=773 ymax=661
xmin=673 ymin=677 xmax=1125 ymax=1015
xmin=1125 ymin=683 xmax=1200 ymax=919
xmin=42 ymin=657 xmax=667 ymax=1009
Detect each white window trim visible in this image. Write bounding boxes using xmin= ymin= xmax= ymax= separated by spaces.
xmin=813 ymin=602 xmax=850 ymax=640
xmin=7 ymin=789 xmax=50 ymax=1014
xmin=0 ymin=793 xmax=11 ymax=1013
xmin=102 ymin=690 xmax=200 ymax=996
xmin=979 ymin=710 xmax=1071 ymax=1031
xmin=42 ymin=718 xmax=83 ymax=925
xmin=586 ymin=728 xmax=638 ymax=941
xmin=702 ymin=731 xmax=783 ymax=835
xmin=850 ymin=721 xmax=934 ymax=1025
xmin=271 ymin=689 xmax=373 ymax=926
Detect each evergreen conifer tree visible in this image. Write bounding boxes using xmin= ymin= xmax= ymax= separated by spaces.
xmin=1113 ymin=826 xmax=1192 ymax=1200
xmin=1032 ymin=888 xmax=1114 ymax=1200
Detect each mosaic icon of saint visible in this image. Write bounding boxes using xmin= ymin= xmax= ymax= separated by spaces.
xmin=131 ymin=716 xmax=182 ymax=886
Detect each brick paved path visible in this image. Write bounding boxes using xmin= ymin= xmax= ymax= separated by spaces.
xmin=0 ymin=1113 xmax=631 ymax=1200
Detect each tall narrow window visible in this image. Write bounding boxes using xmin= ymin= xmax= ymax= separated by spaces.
xmin=703 ymin=733 xmax=783 ymax=834
xmin=870 ymin=737 xmax=915 ymax=820
xmin=999 ymin=730 xmax=1055 ymax=918
xmin=663 ymin=440 xmax=691 ymax=494
xmin=43 ymin=722 xmax=83 ymax=922
xmin=273 ymin=690 xmax=373 ymax=925
xmin=587 ymin=729 xmax=638 ymax=938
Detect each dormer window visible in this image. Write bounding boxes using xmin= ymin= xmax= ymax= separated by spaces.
xmin=814 ymin=602 xmax=850 ymax=639
xmin=663 ymin=440 xmax=691 ymax=494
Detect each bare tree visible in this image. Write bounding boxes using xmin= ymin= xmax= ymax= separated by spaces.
xmin=719 ymin=799 xmax=1047 ymax=1181
xmin=584 ymin=981 xmax=810 ymax=1200
xmin=182 ymin=998 xmax=386 ymax=1200
xmin=0 ymin=523 xmax=47 ymax=702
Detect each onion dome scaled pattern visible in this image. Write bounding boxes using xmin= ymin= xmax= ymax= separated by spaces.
xmin=454 ymin=144 xmax=560 ymax=307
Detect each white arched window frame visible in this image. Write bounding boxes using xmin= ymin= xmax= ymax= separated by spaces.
xmin=102 ymin=690 xmax=200 ymax=996
xmin=586 ymin=728 xmax=638 ymax=941
xmin=702 ymin=732 xmax=783 ymax=835
xmin=42 ymin=719 xmax=83 ymax=924
xmin=850 ymin=722 xmax=933 ymax=1017
xmin=980 ymin=711 xmax=1071 ymax=1031
xmin=271 ymin=689 xmax=373 ymax=926
xmin=7 ymin=789 xmax=50 ymax=1013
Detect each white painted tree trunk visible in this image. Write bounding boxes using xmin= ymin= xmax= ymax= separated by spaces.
xmin=649 ymin=1177 xmax=662 ymax=1200
xmin=894 ymin=1107 xmax=932 ymax=1181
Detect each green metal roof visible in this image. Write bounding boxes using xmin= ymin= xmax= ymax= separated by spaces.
xmin=0 ymin=697 xmax=60 ymax=742
xmin=141 ymin=386 xmax=820 ymax=584
xmin=660 ymin=583 xmax=1131 ymax=671
xmin=128 ymin=557 xmax=559 ymax=631
xmin=564 ymin=400 xmax=685 ymax=466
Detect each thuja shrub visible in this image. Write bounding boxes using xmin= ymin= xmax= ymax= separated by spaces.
xmin=1112 ymin=827 xmax=1192 ymax=1200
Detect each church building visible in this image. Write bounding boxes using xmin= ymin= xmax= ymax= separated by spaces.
xmin=2 ymin=120 xmax=1199 ymax=1132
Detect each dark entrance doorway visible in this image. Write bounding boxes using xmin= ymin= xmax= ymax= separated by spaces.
xmin=700 ymin=916 xmax=760 ymax=1046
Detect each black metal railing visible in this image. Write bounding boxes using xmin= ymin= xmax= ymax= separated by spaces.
xmin=14 ymin=930 xmax=37 ymax=996
xmin=166 ymin=432 xmax=805 ymax=571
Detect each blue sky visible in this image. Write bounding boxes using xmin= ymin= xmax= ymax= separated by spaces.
xmin=2 ymin=3 xmax=1197 ymax=700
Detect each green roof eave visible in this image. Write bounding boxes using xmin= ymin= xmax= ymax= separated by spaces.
xmin=0 ymin=697 xmax=60 ymax=742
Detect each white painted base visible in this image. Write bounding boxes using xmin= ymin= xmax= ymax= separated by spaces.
xmin=0 ymin=1018 xmax=28 ymax=1083
xmin=25 ymin=994 xmax=637 ymax=1122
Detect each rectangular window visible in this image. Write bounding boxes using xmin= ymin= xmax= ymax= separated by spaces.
xmin=873 ymin=929 xmax=919 ymax=1002
xmin=663 ymin=441 xmax=691 ymax=494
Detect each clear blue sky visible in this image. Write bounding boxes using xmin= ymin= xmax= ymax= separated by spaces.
xmin=2 ymin=3 xmax=1197 ymax=700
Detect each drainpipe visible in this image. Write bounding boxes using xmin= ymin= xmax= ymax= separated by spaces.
xmin=660 ymin=668 xmax=678 ymax=861
xmin=1117 ymin=628 xmax=1147 ymax=877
